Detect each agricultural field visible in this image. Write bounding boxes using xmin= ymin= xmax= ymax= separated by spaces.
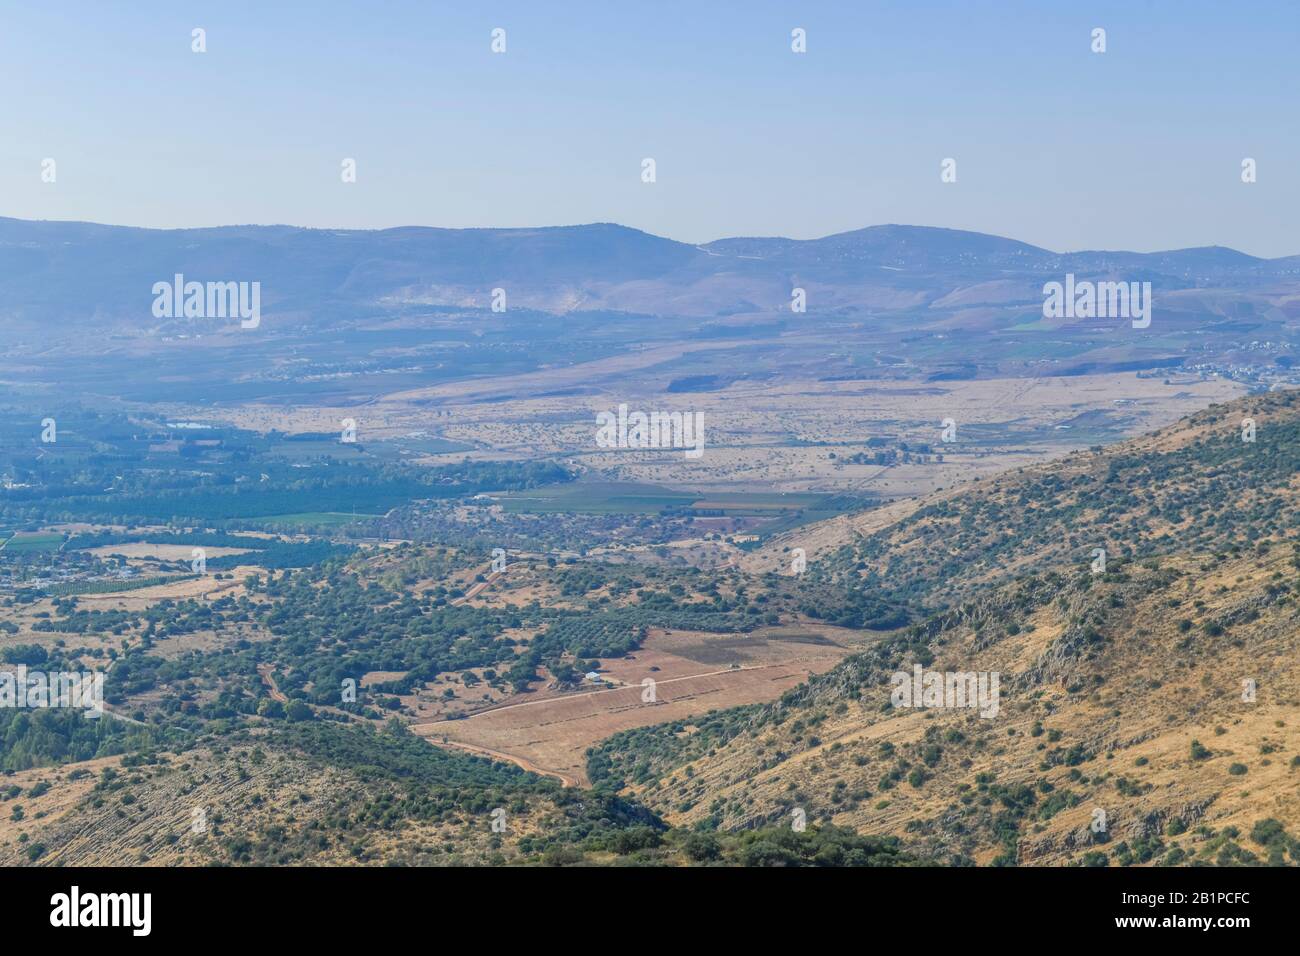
xmin=0 ymin=533 xmax=63 ymax=554
xmin=413 ymin=624 xmax=860 ymax=785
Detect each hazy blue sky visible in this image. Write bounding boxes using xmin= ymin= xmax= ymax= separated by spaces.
xmin=2 ymin=1 xmax=1297 ymax=255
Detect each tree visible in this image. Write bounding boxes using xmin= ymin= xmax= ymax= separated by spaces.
xmin=284 ymin=700 xmax=313 ymax=722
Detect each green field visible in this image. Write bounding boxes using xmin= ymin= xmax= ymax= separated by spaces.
xmin=0 ymin=532 xmax=64 ymax=553
xmin=495 ymin=482 xmax=872 ymax=535
xmin=497 ymin=482 xmax=697 ymax=515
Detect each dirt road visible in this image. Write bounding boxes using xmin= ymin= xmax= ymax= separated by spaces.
xmin=257 ymin=663 xmax=288 ymax=703
xmin=422 ymin=737 xmax=580 ymax=787
xmin=451 ymin=567 xmax=504 ymax=605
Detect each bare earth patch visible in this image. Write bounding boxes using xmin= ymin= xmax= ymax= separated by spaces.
xmin=411 ymin=626 xmax=854 ymax=785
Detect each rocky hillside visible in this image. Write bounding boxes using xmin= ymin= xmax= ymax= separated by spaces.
xmin=0 ymin=719 xmax=931 ymax=868
xmin=0 ymin=720 xmax=660 ymax=866
xmin=589 ymin=390 xmax=1300 ymax=866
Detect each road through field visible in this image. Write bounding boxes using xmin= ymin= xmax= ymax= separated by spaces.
xmin=425 ymin=738 xmax=581 ymax=787
xmin=424 ymin=661 xmax=779 ymax=721
xmin=450 ymin=567 xmax=503 ymax=605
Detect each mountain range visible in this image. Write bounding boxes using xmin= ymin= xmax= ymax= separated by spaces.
xmin=3 ymin=216 xmax=1298 ymax=332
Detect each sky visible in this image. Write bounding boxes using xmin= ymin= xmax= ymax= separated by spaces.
xmin=1 ymin=1 xmax=1297 ymax=256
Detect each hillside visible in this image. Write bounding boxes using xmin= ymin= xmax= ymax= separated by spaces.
xmin=5 ymin=389 xmax=1300 ymax=868
xmin=0 ymin=719 xmax=928 ymax=868
xmin=588 ymin=390 xmax=1300 ymax=866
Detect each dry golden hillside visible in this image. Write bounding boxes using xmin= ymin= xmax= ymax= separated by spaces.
xmin=0 ymin=723 xmax=664 ymax=867
xmin=588 ymin=390 xmax=1300 ymax=866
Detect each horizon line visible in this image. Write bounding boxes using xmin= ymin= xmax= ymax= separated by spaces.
xmin=0 ymin=213 xmax=1288 ymax=262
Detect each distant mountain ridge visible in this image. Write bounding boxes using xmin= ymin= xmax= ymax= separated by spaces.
xmin=1 ymin=215 xmax=1297 ymax=331
xmin=703 ymin=224 xmax=1299 ymax=280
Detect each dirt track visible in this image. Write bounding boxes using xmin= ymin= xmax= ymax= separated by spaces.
xmin=422 ymin=738 xmax=580 ymax=787
xmin=451 ymin=567 xmax=503 ymax=605
xmin=257 ymin=663 xmax=288 ymax=703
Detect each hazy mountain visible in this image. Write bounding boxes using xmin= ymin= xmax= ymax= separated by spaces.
xmin=702 ymin=224 xmax=1057 ymax=276
xmin=1 ymin=216 xmax=1295 ymax=333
